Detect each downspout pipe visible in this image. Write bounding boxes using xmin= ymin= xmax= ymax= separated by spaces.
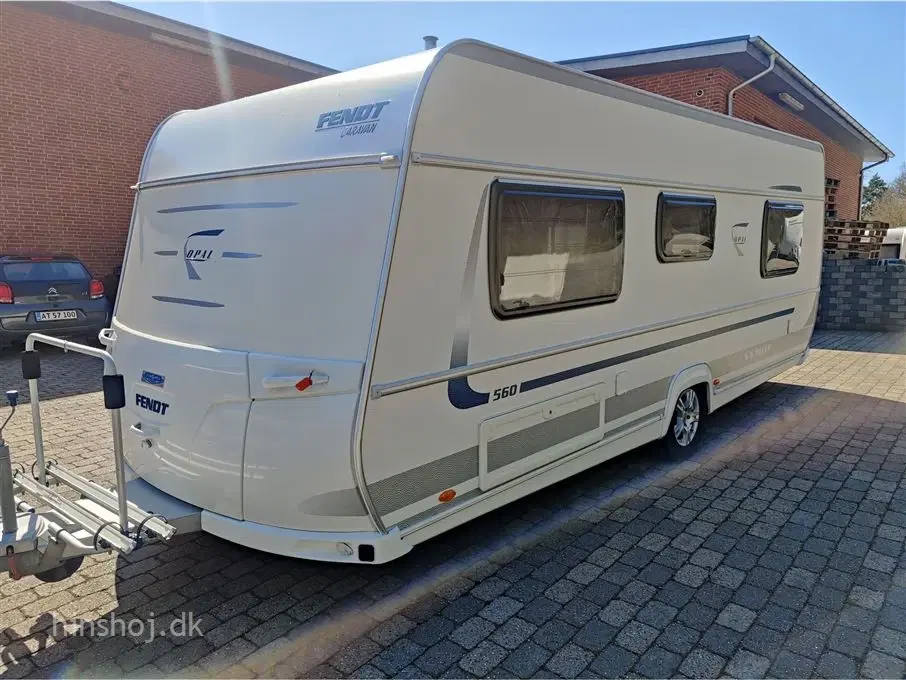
xmin=858 ymin=156 xmax=890 ymax=220
xmin=727 ymin=53 xmax=776 ymax=117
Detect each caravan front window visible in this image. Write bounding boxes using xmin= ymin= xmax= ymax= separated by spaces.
xmin=656 ymin=193 xmax=717 ymax=262
xmin=489 ymin=181 xmax=624 ymax=318
xmin=761 ymin=201 xmax=804 ymax=278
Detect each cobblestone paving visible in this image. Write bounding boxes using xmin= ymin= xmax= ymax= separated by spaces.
xmin=0 ymin=330 xmax=904 ymax=679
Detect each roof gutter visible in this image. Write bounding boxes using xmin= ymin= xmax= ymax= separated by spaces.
xmin=727 ymin=53 xmax=775 ymax=117
xmin=858 ymin=156 xmax=890 ymax=219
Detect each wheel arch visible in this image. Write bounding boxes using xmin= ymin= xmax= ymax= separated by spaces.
xmin=659 ymin=362 xmax=714 ymax=439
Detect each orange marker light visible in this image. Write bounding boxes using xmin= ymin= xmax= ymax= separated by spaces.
xmin=295 ymin=376 xmax=313 ymax=391
xmin=438 ymin=489 xmax=456 ymax=503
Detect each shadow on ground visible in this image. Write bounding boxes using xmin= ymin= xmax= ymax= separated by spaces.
xmin=2 ymin=375 xmax=903 ymax=678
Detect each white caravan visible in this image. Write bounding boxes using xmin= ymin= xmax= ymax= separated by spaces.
xmin=3 ymin=40 xmax=823 ymax=573
xmin=880 ymin=226 xmax=906 ymax=260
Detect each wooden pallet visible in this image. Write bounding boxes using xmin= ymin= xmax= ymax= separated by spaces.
xmin=825 ymin=233 xmax=876 ymax=244
xmin=824 ymin=249 xmax=880 ymax=260
xmin=825 ymin=226 xmax=887 ymax=238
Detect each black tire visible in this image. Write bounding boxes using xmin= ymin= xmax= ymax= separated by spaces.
xmin=664 ymin=386 xmax=705 ymax=454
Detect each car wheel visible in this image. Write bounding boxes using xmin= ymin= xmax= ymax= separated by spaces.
xmin=664 ymin=386 xmax=704 ymax=453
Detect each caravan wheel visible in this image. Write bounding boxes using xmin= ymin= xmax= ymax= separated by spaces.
xmin=665 ymin=387 xmax=704 ymax=453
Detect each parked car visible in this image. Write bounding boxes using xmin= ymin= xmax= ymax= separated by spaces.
xmin=0 ymin=254 xmax=111 ymax=351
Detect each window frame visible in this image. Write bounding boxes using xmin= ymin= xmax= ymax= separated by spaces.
xmin=760 ymin=200 xmax=804 ymax=279
xmin=655 ymin=192 xmax=717 ymax=263
xmin=487 ymin=179 xmax=626 ymax=320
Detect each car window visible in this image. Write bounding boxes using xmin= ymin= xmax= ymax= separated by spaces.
xmin=2 ymin=261 xmax=89 ymax=282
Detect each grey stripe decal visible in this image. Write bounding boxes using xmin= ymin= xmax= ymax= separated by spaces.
xmin=221 ymin=252 xmax=262 ymax=259
xmin=154 ymin=250 xmax=179 ymax=256
xmin=710 ymin=327 xmax=811 ymax=380
xmin=298 ymin=488 xmax=368 ymax=517
xmin=396 ymin=489 xmax=483 ymax=531
xmin=157 ymin=202 xmax=297 ymax=213
xmin=488 ymin=404 xmax=600 ymax=473
xmin=605 ymin=377 xmax=671 ymax=423
xmin=151 ymin=296 xmax=224 ymax=308
xmin=604 ymin=411 xmax=663 ymax=440
xmin=369 ymin=446 xmax=479 ymax=516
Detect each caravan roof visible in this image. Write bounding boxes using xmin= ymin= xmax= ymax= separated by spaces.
xmin=140 ymin=39 xmax=824 ymax=189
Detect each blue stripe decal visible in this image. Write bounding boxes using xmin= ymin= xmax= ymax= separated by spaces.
xmin=153 ymin=250 xmax=179 ymax=256
xmin=158 ymin=202 xmax=297 ymax=213
xmin=221 ymin=252 xmax=262 ymax=259
xmin=152 ymin=296 xmax=224 ymax=308
xmin=448 ymin=307 xmax=794 ymax=409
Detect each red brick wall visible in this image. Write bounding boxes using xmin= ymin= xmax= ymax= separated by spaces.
xmin=0 ymin=4 xmax=320 ymax=276
xmin=611 ymin=67 xmax=862 ymax=219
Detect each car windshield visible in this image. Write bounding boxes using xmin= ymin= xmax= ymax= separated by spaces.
xmin=2 ymin=261 xmax=89 ymax=282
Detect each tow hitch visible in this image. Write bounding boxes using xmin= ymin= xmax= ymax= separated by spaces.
xmin=0 ymin=333 xmax=178 ymax=582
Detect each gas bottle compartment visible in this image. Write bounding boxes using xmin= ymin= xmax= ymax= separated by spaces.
xmin=478 ymin=385 xmax=605 ymax=491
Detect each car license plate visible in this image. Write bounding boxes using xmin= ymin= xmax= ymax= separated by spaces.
xmin=36 ymin=310 xmax=78 ymax=322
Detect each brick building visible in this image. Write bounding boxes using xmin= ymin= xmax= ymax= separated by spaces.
xmin=0 ymin=1 xmax=333 ymax=278
xmin=560 ymin=36 xmax=893 ymax=222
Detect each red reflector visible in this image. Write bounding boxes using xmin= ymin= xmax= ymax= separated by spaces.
xmin=712 ymin=379 xmax=720 ymax=386
xmin=89 ymin=278 xmax=105 ymax=300
xmin=295 ymin=376 xmax=313 ymax=392
xmin=0 ymin=283 xmax=12 ymax=304
xmin=438 ymin=489 xmax=456 ymax=503
xmin=30 ymin=256 xmax=53 ymax=261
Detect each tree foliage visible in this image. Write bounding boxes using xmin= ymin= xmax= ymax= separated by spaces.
xmin=865 ymin=164 xmax=906 ymax=226
xmin=861 ymin=173 xmax=888 ymax=213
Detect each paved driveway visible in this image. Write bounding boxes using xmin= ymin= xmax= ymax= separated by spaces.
xmin=1 ymin=330 xmax=904 ymax=679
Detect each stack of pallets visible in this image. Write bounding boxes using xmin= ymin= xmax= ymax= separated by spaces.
xmin=823 ymin=219 xmax=889 ymax=259
xmin=824 ymin=178 xmax=839 ymax=220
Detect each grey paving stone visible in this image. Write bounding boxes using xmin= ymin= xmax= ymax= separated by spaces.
xmin=579 ymin=580 xmax=620 ymax=607
xmin=442 ymin=596 xmax=485 ymax=623
xmin=742 ymin=624 xmax=785 ymax=657
xmin=459 ymin=641 xmax=507 ymax=677
xmin=372 ymin=640 xmax=426 ymax=676
xmin=677 ymin=602 xmax=719 ymax=632
xmin=732 ymin=584 xmax=770 ymax=610
xmin=634 ymin=645 xmax=682 ymax=678
xmin=589 ymin=645 xmax=638 ymax=679
xmin=657 ymin=623 xmax=701 ymax=656
xmin=544 ymin=580 xmax=582 ymax=605
xmin=675 ymin=564 xmax=709 ymax=588
xmin=814 ymin=650 xmax=857 ymax=679
xmin=545 ymin=643 xmax=594 ymax=677
xmin=409 ymin=616 xmax=456 ymax=647
xmin=615 ymin=621 xmax=660 ymax=655
xmin=450 ymin=617 xmax=496 ymax=651
xmin=872 ymin=626 xmax=906 ymax=660
xmin=532 ymin=619 xmax=577 ymax=652
xmin=716 ymin=604 xmax=757 ymax=633
xmin=656 ymin=581 xmax=695 ymax=609
xmin=769 ymin=649 xmax=815 ymax=678
xmin=599 ymin=600 xmax=638 ymax=628
xmin=568 ymin=563 xmax=604 ymax=586
xmin=636 ymin=600 xmax=678 ymax=629
xmin=557 ymin=598 xmax=600 ymax=627
xmin=572 ymin=620 xmax=617 ymax=653
xmin=726 ymin=649 xmax=771 ymax=679
xmin=415 ymin=640 xmax=465 ymax=676
xmin=782 ymin=626 xmax=826 ymax=660
xmin=782 ymin=566 xmax=819 ymax=591
xmin=796 ymin=604 xmax=837 ymax=634
xmin=490 ymin=618 xmax=537 ymax=651
xmin=619 ymin=581 xmax=657 ymax=606
xmin=698 ymin=624 xmax=743 ymax=657
xmin=838 ymin=604 xmax=877 ymax=633
xmin=516 ymin=598 xmax=560 ymax=630
xmin=828 ymin=624 xmax=871 ymax=658
xmin=861 ymin=650 xmax=906 ymax=679
xmin=679 ymin=648 xmax=725 ymax=678
xmin=500 ymin=641 xmax=551 ymax=679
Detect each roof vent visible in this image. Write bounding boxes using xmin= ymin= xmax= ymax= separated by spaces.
xmin=779 ymin=92 xmax=805 ymax=112
xmin=423 ymin=35 xmax=438 ymax=50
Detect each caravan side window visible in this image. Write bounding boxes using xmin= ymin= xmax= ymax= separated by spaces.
xmin=761 ymin=201 xmax=804 ymax=278
xmin=489 ymin=181 xmax=625 ymax=318
xmin=656 ymin=193 xmax=716 ymax=262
